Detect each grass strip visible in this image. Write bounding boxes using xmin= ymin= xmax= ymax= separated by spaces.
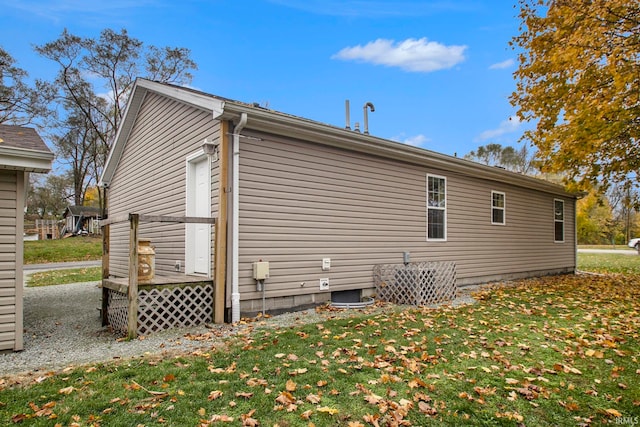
xmin=24 ymin=237 xmax=102 ymax=264
xmin=27 ymin=267 xmax=101 ymax=287
xmin=578 ymin=253 xmax=640 ymax=274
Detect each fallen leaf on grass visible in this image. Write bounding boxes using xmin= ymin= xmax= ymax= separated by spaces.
xmin=241 ymin=409 xmax=259 ymax=426
xmin=306 ymin=393 xmax=321 ymax=404
xmin=408 ymin=378 xmax=426 ymax=389
xmin=210 ymin=414 xmax=234 ymax=422
xmin=364 ymin=394 xmax=384 ymax=405
xmin=275 ymin=391 xmax=295 ymax=405
xmin=418 ymin=400 xmax=438 ymax=415
xmin=235 ymin=391 xmax=253 ymax=399
xmin=559 ymin=401 xmax=579 ymax=411
xmin=604 ymin=408 xmax=622 ymax=417
xmin=208 ymin=390 xmax=223 ymax=401
xmin=58 ymin=386 xmax=75 ymax=395
xmin=363 ymin=413 xmax=381 ymax=426
xmin=11 ymin=413 xmax=28 ymax=423
xmin=495 ymin=411 xmax=524 ymax=422
xmin=285 ymin=379 xmax=296 ymax=392
xmin=584 ymin=349 xmax=605 ymax=358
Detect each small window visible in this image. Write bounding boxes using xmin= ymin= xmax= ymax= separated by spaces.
xmin=491 ymin=191 xmax=505 ymax=225
xmin=427 ymin=175 xmax=446 ymax=241
xmin=554 ymin=199 xmax=564 ymax=242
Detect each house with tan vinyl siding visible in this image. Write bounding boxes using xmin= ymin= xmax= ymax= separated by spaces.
xmin=100 ymin=79 xmax=579 ymax=323
xmin=0 ymin=125 xmax=53 ymax=351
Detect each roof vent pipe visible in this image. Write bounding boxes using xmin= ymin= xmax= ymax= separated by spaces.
xmin=345 ymin=100 xmax=351 ymax=130
xmin=354 ymin=122 xmax=361 ymax=133
xmin=363 ymin=102 xmax=375 ymax=135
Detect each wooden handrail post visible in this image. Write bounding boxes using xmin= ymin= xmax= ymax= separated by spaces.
xmin=127 ymin=214 xmax=139 ymax=339
xmin=101 ymin=223 xmax=110 ymax=326
xmin=214 ymin=121 xmax=229 ymax=323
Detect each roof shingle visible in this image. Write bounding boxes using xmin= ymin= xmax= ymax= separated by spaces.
xmin=0 ymin=125 xmax=52 ymax=153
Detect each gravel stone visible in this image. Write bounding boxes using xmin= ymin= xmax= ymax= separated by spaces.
xmin=0 ymin=281 xmax=235 ymax=378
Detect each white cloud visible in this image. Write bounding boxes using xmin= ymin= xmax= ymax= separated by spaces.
xmin=475 ymin=116 xmax=522 ymax=142
xmin=488 ymin=59 xmax=514 ymax=70
xmin=332 ymin=38 xmax=467 ymax=73
xmin=391 ymin=133 xmax=430 ymax=147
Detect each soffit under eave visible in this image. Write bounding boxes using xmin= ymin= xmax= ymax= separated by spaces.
xmin=0 ymin=165 xmax=51 ymax=173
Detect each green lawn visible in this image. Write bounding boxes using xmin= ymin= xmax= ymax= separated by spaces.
xmin=578 ymin=252 xmax=640 ymax=274
xmin=26 ymin=267 xmax=102 ymax=287
xmin=24 ymin=237 xmax=102 ymax=264
xmin=578 ymin=244 xmax=633 ymax=251
xmin=2 ymin=274 xmax=638 ymax=426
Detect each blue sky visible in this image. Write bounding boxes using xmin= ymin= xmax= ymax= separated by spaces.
xmin=1 ymin=0 xmax=529 ymax=157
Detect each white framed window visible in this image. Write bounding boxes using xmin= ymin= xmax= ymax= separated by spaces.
xmin=491 ymin=191 xmax=506 ymax=225
xmin=554 ymin=199 xmax=564 ymax=243
xmin=427 ymin=174 xmax=447 ymax=241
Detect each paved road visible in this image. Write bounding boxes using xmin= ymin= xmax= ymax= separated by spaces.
xmin=577 ymin=248 xmax=638 ymax=256
xmin=24 ymin=260 xmax=101 ymax=272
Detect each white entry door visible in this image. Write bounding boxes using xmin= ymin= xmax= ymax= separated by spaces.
xmin=186 ymin=154 xmax=211 ymax=275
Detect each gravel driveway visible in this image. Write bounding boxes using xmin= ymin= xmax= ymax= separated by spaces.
xmin=0 ymin=280 xmax=234 ymax=378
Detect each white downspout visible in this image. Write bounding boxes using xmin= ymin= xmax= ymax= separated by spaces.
xmin=231 ymin=112 xmax=247 ymax=323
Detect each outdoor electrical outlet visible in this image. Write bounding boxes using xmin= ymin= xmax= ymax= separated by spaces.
xmin=175 ymin=261 xmax=181 ymax=272
xmin=319 ymin=278 xmax=330 ymax=290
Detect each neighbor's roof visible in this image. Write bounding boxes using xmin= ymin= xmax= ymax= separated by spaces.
xmin=0 ymin=125 xmax=53 ymax=173
xmin=101 ymin=79 xmax=578 ymax=198
xmin=64 ymin=206 xmax=103 ymax=217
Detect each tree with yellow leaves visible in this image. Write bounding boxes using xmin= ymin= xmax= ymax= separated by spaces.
xmin=576 ymin=189 xmax=613 ymax=244
xmin=511 ymin=0 xmax=639 ymax=193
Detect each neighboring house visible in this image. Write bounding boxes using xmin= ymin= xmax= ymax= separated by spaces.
xmin=0 ymin=125 xmax=53 ymax=351
xmin=100 ymin=79 xmax=579 ymax=323
xmin=62 ymin=206 xmax=102 ymax=235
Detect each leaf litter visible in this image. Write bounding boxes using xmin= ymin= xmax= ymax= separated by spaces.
xmin=1 ymin=273 xmax=639 ymax=425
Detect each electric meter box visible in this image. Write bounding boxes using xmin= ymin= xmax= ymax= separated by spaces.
xmin=253 ymin=261 xmax=270 ymax=280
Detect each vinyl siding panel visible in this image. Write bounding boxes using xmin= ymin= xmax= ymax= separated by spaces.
xmin=108 ymin=92 xmax=220 ymax=278
xmin=237 ymin=133 xmax=576 ymax=304
xmin=0 ymin=170 xmax=19 ymax=351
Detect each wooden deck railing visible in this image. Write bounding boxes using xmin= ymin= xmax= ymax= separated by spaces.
xmin=100 ymin=213 xmax=216 ymax=339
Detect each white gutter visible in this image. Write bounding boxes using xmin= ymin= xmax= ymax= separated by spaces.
xmin=0 ymin=146 xmax=54 ymax=173
xmin=231 ymin=112 xmax=247 ymax=323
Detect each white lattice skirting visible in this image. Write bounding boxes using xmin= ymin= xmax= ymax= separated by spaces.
xmin=373 ymin=261 xmax=457 ymax=306
xmin=106 ymin=289 xmax=128 ymax=336
xmin=107 ymin=284 xmax=214 ymax=336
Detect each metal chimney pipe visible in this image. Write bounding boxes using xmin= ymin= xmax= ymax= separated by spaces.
xmin=363 ymin=102 xmax=375 ymax=135
xmin=345 ymin=100 xmax=351 ymax=130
